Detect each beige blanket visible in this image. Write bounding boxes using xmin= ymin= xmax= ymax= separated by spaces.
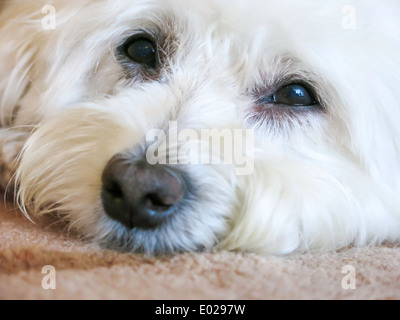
xmin=0 ymin=200 xmax=399 ymax=300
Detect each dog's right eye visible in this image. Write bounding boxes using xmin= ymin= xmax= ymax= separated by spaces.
xmin=122 ymin=37 xmax=158 ymax=69
xmin=262 ymin=84 xmax=317 ymax=107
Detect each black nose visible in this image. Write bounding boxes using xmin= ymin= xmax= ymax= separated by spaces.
xmin=101 ymin=156 xmax=185 ymax=229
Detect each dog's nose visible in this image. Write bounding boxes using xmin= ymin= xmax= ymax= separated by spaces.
xmin=101 ymin=156 xmax=185 ymax=229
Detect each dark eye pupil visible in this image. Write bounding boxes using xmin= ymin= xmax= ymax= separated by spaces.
xmin=289 ymin=86 xmax=307 ymax=98
xmin=125 ymin=38 xmax=156 ymax=68
xmin=266 ymin=84 xmax=316 ymax=106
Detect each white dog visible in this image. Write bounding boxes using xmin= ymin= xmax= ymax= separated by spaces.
xmin=0 ymin=0 xmax=400 ymax=255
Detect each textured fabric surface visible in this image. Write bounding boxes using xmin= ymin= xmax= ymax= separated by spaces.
xmin=0 ymin=199 xmax=399 ymax=300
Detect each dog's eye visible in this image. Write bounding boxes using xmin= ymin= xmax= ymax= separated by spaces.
xmin=263 ymin=84 xmax=317 ymax=107
xmin=123 ymin=37 xmax=157 ymax=69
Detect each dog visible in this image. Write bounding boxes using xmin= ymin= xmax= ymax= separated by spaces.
xmin=0 ymin=0 xmax=399 ymax=255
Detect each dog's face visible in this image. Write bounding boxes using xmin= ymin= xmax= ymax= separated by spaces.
xmin=2 ymin=0 xmax=400 ymax=254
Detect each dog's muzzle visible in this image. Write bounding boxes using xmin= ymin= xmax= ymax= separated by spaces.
xmin=101 ymin=155 xmax=186 ymax=230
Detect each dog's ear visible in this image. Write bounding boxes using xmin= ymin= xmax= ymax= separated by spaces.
xmin=0 ymin=2 xmax=46 ymax=127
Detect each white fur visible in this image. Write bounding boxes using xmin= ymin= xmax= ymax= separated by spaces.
xmin=0 ymin=0 xmax=400 ymax=255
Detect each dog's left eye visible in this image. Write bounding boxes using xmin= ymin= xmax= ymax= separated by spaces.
xmin=263 ymin=84 xmax=317 ymax=107
xmin=122 ymin=37 xmax=157 ymax=69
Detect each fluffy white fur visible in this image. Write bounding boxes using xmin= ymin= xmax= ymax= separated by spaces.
xmin=0 ymin=0 xmax=400 ymax=255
